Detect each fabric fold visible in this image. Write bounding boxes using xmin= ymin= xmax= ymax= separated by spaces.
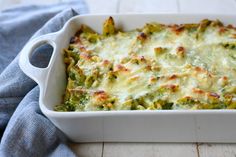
xmin=0 ymin=1 xmax=88 ymax=156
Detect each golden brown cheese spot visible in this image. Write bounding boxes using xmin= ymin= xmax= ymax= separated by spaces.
xmin=227 ymin=24 xmax=234 ymax=29
xmin=139 ymin=56 xmax=146 ymax=62
xmin=80 ymin=52 xmax=92 ymax=60
xmin=145 ymin=65 xmax=152 ymax=71
xmin=137 ymin=32 xmax=148 ymax=42
xmin=218 ymin=27 xmax=228 ymax=35
xmin=91 ymin=56 xmax=100 ymax=62
xmin=176 ymin=46 xmax=185 ymax=58
xmin=208 ymin=92 xmax=220 ymax=99
xmin=170 ymin=24 xmax=184 ymax=35
xmin=93 ymin=90 xmax=109 ymax=101
xmin=151 ymin=65 xmax=161 ymax=72
xmin=161 ymin=84 xmax=179 ymax=92
xmin=168 ymin=74 xmax=178 ymax=80
xmin=231 ymin=34 xmax=236 ymax=39
xmin=79 ymin=46 xmax=92 ymax=54
xmin=194 ymin=66 xmax=208 ymax=74
xmin=218 ymin=76 xmax=229 ymax=87
xmin=154 ymin=47 xmax=167 ymax=55
xmin=149 ymin=76 xmax=157 ymax=84
xmin=102 ymin=59 xmax=111 ymax=66
xmin=115 ymin=64 xmax=130 ymax=72
xmin=192 ymin=88 xmax=205 ymax=95
xmin=128 ymin=75 xmax=140 ymax=83
xmin=206 ymin=92 xmax=220 ymax=103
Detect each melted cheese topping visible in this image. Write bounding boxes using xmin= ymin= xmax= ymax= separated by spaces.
xmin=55 ymin=18 xmax=236 ymax=111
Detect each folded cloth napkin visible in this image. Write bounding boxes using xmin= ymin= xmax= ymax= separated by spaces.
xmin=0 ymin=1 xmax=88 ymax=156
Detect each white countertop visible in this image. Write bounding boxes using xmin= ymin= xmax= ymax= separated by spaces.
xmin=2 ymin=0 xmax=236 ymax=156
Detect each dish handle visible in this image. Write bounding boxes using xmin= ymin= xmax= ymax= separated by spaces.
xmin=19 ymin=33 xmax=57 ymax=85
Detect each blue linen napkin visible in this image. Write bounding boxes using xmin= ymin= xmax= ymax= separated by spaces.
xmin=0 ymin=1 xmax=88 ymax=156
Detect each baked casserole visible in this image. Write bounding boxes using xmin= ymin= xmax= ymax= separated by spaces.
xmin=55 ymin=17 xmax=236 ymax=111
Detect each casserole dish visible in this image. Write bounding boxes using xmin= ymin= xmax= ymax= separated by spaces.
xmin=19 ymin=14 xmax=236 ymax=143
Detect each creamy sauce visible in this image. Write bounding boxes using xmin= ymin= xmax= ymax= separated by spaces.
xmin=57 ymin=18 xmax=236 ymax=111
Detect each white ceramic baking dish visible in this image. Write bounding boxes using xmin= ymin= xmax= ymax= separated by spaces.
xmin=19 ymin=14 xmax=236 ymax=143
